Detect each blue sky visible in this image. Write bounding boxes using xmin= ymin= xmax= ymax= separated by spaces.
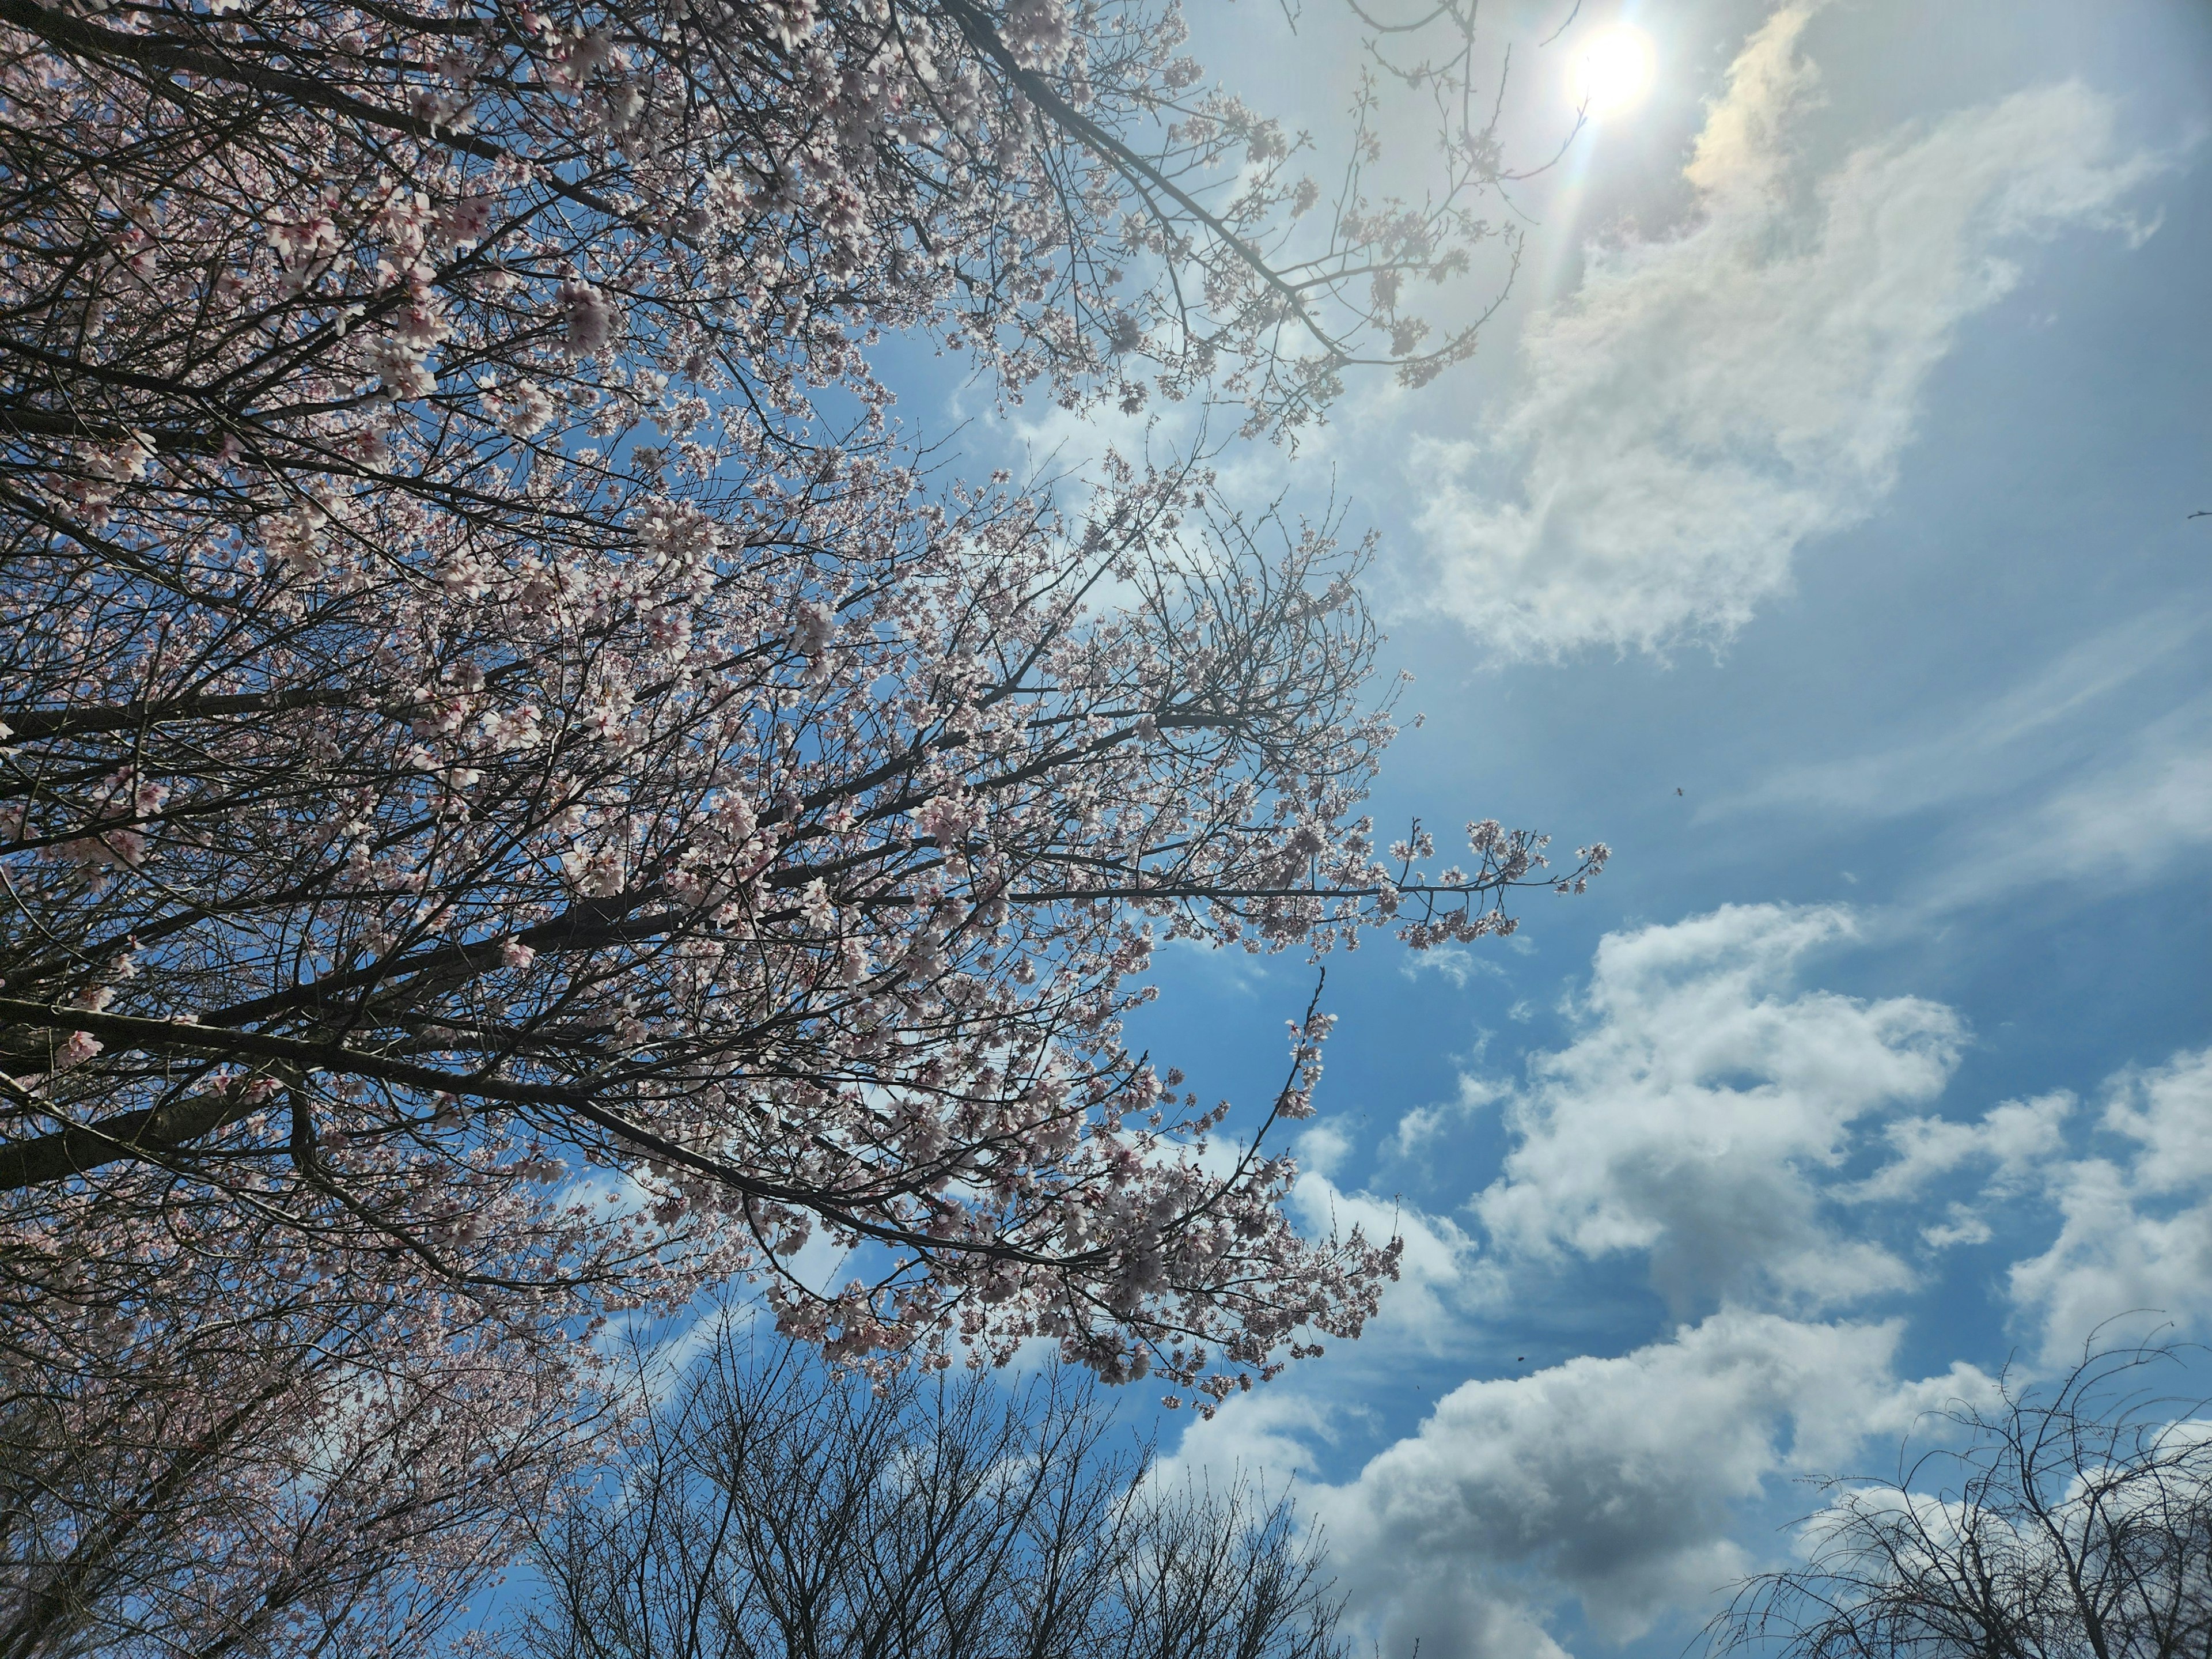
xmin=918 ymin=2 xmax=2212 ymax=1656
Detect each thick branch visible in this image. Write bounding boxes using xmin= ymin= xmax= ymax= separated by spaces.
xmin=2 ymin=687 xmax=366 ymax=741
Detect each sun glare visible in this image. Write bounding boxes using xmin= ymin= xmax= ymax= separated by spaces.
xmin=1567 ymin=24 xmax=1657 ymax=119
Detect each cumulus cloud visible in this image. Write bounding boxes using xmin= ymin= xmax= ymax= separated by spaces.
xmin=1165 ymin=912 xmax=2203 ymax=1659
xmin=1473 ymin=904 xmax=1963 ymax=1312
xmin=2010 ymin=1047 xmax=2212 ymax=1359
xmin=1293 ymin=1119 xmax=1358 ymax=1180
xmin=1411 ymin=3 xmax=2160 ymax=658
xmin=1307 ymin=1310 xmax=1994 ymax=1659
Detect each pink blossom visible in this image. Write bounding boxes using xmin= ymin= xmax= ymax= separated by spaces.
xmin=558 ymin=279 xmax=620 ymax=355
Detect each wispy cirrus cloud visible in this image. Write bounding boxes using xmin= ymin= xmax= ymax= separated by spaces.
xmin=1921 ymin=690 xmax=2212 ymax=910
xmin=1702 ymin=606 xmax=2212 ymax=910
xmin=1712 ymin=607 xmax=2207 ymax=823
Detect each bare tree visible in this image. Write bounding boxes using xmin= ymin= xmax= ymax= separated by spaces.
xmin=518 ymin=1325 xmax=1350 ymax=1659
xmin=1709 ymin=1340 xmax=2212 ymax=1659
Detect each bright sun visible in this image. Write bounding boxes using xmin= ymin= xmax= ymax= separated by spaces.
xmin=1567 ymin=24 xmax=1657 ymax=119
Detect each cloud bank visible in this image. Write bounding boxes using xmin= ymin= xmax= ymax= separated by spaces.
xmin=1309 ymin=1311 xmax=1993 ymax=1659
xmin=1412 ymin=4 xmax=2158 ymax=658
xmin=1173 ymin=898 xmax=2212 ymax=1659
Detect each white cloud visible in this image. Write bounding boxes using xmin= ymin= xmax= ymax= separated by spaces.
xmin=1846 ymin=1090 xmax=2073 ymax=1207
xmin=1162 ymin=919 xmax=2210 ymax=1659
xmin=1293 ymin=1119 xmax=1356 ymax=1179
xmin=1388 ymin=1071 xmax=1505 ymax=1163
xmin=1305 ymin=1310 xmax=1995 ymax=1659
xmin=1473 ymin=904 xmax=1963 ymax=1312
xmin=1400 ymin=943 xmax=1502 ymax=988
xmin=1153 ymin=1385 xmax=1344 ymax=1493
xmin=1411 ymin=4 xmax=2160 ymax=658
xmin=1921 ymin=1206 xmax=1995 ymax=1251
xmin=2104 ymin=1047 xmax=2212 ymax=1192
xmin=2010 ymin=1047 xmax=2212 ymax=1360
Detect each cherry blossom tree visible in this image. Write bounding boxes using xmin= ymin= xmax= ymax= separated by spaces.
xmin=0 ymin=0 xmax=1606 ymax=1641
xmin=1 ymin=0 xmax=1599 ymax=1405
xmin=0 ymin=1248 xmax=589 ymax=1658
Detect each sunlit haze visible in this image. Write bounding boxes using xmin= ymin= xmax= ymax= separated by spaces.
xmin=1566 ymin=22 xmax=1657 ymax=118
